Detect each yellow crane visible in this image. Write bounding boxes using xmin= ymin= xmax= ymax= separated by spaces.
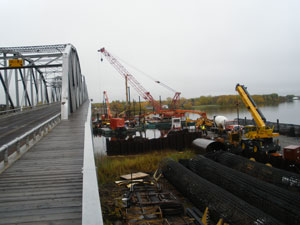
xmin=236 ymin=84 xmax=280 ymax=153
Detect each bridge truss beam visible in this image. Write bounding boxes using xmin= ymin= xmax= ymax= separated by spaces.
xmin=0 ymin=44 xmax=88 ymax=119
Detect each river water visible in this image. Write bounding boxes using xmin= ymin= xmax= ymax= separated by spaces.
xmin=192 ymin=99 xmax=300 ymax=125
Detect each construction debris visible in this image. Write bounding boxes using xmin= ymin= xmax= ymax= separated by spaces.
xmin=120 ymin=176 xmax=189 ymax=224
xmin=121 ymin=172 xmax=150 ymax=180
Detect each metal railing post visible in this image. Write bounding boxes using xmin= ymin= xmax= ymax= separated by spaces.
xmin=26 ymin=136 xmax=30 ymax=147
xmin=44 ymin=125 xmax=48 ymax=135
xmin=4 ymin=147 xmax=8 ymax=165
xmin=16 ymin=140 xmax=21 ymax=154
xmin=33 ymin=131 xmax=36 ymax=141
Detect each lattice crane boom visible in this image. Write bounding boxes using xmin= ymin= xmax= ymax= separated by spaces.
xmin=155 ymin=80 xmax=181 ymax=109
xmin=99 ymin=47 xmax=161 ymax=111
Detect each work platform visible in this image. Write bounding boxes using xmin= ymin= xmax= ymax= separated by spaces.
xmin=0 ymin=102 xmax=89 ymax=225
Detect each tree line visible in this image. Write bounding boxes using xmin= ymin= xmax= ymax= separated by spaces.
xmin=92 ymin=94 xmax=295 ymax=116
xmin=169 ymin=94 xmax=294 ymax=110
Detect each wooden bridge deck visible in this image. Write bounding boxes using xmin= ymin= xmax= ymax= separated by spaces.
xmin=0 ymin=102 xmax=89 ymax=225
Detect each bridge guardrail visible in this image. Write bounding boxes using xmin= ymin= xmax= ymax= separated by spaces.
xmin=0 ymin=102 xmax=60 ymax=117
xmin=82 ymin=102 xmax=103 ymax=225
xmin=0 ymin=113 xmax=61 ymax=172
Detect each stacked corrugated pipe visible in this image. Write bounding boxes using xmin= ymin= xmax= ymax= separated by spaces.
xmin=205 ymin=151 xmax=300 ymax=193
xmin=161 ymin=158 xmax=284 ymax=225
xmin=187 ymin=155 xmax=300 ymax=225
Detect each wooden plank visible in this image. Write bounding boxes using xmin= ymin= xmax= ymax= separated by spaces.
xmin=0 ymin=212 xmax=82 ymax=225
xmin=121 ymin=172 xmax=149 ymax=180
xmin=0 ymin=180 xmax=82 ymax=188
xmin=0 ymin=184 xmax=82 ymax=195
xmin=0 ymin=190 xmax=82 ymax=202
xmin=0 ymin=101 xmax=90 ymax=224
xmin=0 ymin=197 xmax=82 ymax=212
xmin=0 ymin=182 xmax=82 ymax=192
xmin=0 ymin=206 xmax=82 ymax=218
xmin=4 ymin=219 xmax=81 ymax=225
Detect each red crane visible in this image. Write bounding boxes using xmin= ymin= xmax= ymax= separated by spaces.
xmin=103 ymin=91 xmax=112 ymax=119
xmin=98 ymin=47 xmax=180 ymax=111
xmin=155 ymin=80 xmax=181 ymax=110
xmin=102 ymin=90 xmax=125 ymax=130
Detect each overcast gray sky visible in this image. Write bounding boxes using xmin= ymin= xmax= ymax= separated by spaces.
xmin=2 ymin=0 xmax=300 ymax=103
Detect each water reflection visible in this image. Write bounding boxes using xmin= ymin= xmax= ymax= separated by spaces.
xmin=194 ymin=100 xmax=300 ymax=125
xmin=93 ymin=134 xmax=107 ymax=155
xmin=93 ymin=129 xmax=161 ymax=155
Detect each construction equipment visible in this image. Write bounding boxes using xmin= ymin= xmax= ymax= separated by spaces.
xmin=99 ymin=47 xmax=161 ymax=112
xmin=101 ymin=91 xmax=125 ymax=131
xmin=103 ymin=91 xmax=112 ymax=119
xmin=196 ymin=117 xmax=214 ymax=128
xmin=100 ymin=91 xmax=112 ymax=126
xmin=98 ymin=47 xmax=211 ymax=126
xmin=98 ymin=47 xmax=182 ymax=114
xmin=155 ymin=80 xmax=181 ymax=110
xmin=235 ymin=84 xmax=280 ymax=153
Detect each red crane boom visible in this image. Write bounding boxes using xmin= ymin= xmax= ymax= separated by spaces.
xmin=103 ymin=91 xmax=112 ymax=119
xmin=155 ymin=80 xmax=181 ymax=109
xmin=99 ymin=47 xmax=161 ymax=111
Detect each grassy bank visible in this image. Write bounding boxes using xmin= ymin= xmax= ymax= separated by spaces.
xmin=96 ymin=150 xmax=195 ymax=184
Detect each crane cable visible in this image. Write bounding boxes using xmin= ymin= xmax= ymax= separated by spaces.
xmin=109 ymin=52 xmax=178 ymax=94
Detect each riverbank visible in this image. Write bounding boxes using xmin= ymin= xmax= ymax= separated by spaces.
xmin=97 ymin=150 xmax=195 ymax=224
xmin=190 ymin=100 xmax=300 ymax=125
xmin=96 ymin=135 xmax=300 ymax=224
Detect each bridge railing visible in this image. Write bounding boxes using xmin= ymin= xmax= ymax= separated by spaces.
xmin=0 ymin=113 xmax=61 ymax=173
xmin=0 ymin=102 xmax=60 ymax=116
xmin=82 ymin=102 xmax=103 ymax=225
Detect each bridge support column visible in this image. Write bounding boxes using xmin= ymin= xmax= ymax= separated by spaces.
xmin=61 ymin=45 xmax=71 ymax=120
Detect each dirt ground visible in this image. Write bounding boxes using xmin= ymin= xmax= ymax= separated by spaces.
xmin=99 ymin=175 xmax=197 ymax=225
xmin=98 ymin=134 xmax=300 ymax=225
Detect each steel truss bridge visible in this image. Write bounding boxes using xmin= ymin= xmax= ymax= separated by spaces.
xmin=0 ymin=44 xmax=102 ymax=224
xmin=0 ymin=44 xmax=87 ymax=120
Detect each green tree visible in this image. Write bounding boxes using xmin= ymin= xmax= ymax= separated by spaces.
xmin=183 ymin=101 xmax=193 ymax=109
xmin=110 ymin=100 xmax=125 ymax=115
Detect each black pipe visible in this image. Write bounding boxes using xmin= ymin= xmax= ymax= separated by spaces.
xmin=161 ymin=158 xmax=284 ymax=225
xmin=205 ymin=151 xmax=300 ymax=193
xmin=188 ymin=155 xmax=300 ymax=225
xmin=192 ymin=138 xmax=225 ymax=154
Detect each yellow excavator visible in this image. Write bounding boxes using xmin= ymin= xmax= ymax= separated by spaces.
xmin=235 ymin=84 xmax=280 ymax=153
